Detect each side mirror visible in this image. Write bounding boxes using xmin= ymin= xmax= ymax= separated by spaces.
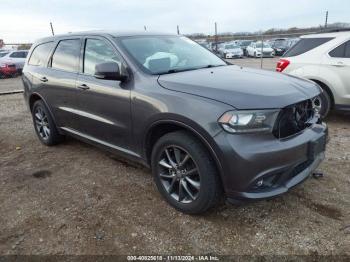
xmin=94 ymin=62 xmax=127 ymax=81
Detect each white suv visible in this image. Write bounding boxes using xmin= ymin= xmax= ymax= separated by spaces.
xmin=276 ymin=31 xmax=350 ymax=117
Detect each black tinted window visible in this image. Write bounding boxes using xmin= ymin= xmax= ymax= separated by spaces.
xmin=51 ymin=39 xmax=81 ymax=72
xmin=283 ymin=38 xmax=333 ymax=57
xmin=345 ymin=42 xmax=350 ymax=58
xmin=329 ymin=41 xmax=350 ymax=58
xmin=28 ymin=42 xmax=54 ymax=66
xmin=19 ymin=52 xmax=28 ymax=58
xmin=9 ymin=52 xmax=21 ymax=58
xmin=84 ymin=39 xmax=121 ymax=75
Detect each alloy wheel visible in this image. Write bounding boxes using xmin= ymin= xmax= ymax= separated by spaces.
xmin=158 ymin=146 xmax=200 ymax=204
xmin=312 ymin=96 xmax=322 ymax=114
xmin=34 ymin=106 xmax=50 ymax=140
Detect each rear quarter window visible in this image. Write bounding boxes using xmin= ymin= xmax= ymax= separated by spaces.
xmin=283 ymin=38 xmax=333 ymax=57
xmin=28 ymin=42 xmax=54 ymax=66
xmin=329 ymin=40 xmax=350 ymax=58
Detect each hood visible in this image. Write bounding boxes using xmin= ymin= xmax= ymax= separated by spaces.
xmin=157 ymin=65 xmax=321 ymax=109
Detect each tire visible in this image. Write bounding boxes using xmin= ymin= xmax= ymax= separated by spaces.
xmin=314 ymin=90 xmax=331 ymax=118
xmin=151 ymin=131 xmax=222 ymax=214
xmin=32 ymin=100 xmax=64 ymax=146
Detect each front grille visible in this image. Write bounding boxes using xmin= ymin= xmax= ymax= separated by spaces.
xmin=273 ymin=99 xmax=315 ymax=139
xmin=7 ymin=64 xmax=16 ymax=68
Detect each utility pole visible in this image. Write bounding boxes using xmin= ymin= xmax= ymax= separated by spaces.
xmin=144 ymin=26 xmax=147 ymax=31
xmin=215 ymin=22 xmax=218 ymax=53
xmin=177 ymin=25 xmax=180 ymax=35
xmin=50 ymin=22 xmax=55 ymax=36
xmin=324 ymin=11 xmax=328 ymax=29
xmin=260 ymin=33 xmax=263 ymax=69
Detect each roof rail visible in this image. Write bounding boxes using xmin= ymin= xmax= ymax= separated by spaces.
xmin=317 ymin=28 xmax=350 ymax=33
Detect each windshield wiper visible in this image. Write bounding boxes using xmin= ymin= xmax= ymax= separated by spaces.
xmin=158 ymin=64 xmax=225 ymax=75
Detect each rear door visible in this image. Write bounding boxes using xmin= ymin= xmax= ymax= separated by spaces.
xmin=43 ymin=38 xmax=83 ymax=130
xmin=74 ymin=37 xmax=132 ymax=150
xmin=322 ymin=39 xmax=350 ymax=105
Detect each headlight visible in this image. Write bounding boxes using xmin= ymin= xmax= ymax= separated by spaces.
xmin=218 ymin=110 xmax=280 ymax=133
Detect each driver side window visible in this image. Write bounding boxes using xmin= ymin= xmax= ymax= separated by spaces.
xmin=83 ymin=38 xmax=122 ymax=75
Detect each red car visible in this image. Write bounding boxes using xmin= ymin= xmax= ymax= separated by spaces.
xmin=0 ymin=63 xmax=17 ymax=77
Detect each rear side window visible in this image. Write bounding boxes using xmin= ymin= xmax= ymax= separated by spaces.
xmin=51 ymin=39 xmax=81 ymax=72
xmin=9 ymin=52 xmax=21 ymax=58
xmin=28 ymin=42 xmax=54 ymax=66
xmin=19 ymin=52 xmax=28 ymax=58
xmin=346 ymin=42 xmax=350 ymax=58
xmin=329 ymin=41 xmax=350 ymax=58
xmin=283 ymin=38 xmax=333 ymax=57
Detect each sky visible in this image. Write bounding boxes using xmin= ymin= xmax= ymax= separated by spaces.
xmin=1 ymin=0 xmax=349 ymax=43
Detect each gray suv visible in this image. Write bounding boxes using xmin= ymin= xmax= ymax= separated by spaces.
xmin=22 ymin=32 xmax=327 ymax=214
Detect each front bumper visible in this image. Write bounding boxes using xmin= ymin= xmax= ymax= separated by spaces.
xmin=214 ymin=123 xmax=328 ymax=201
xmin=225 ymin=53 xmax=243 ymax=59
xmin=255 ymin=53 xmax=274 ymax=58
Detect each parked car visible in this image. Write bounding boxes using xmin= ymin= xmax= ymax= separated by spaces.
xmin=0 ymin=50 xmax=28 ymax=73
xmin=277 ymin=31 xmax=350 ymax=117
xmin=0 ymin=63 xmax=17 ymax=78
xmin=270 ymin=38 xmax=289 ymax=56
xmin=246 ymin=42 xmax=275 ymax=57
xmin=23 ymin=32 xmax=327 ymax=214
xmin=238 ymin=40 xmax=253 ymax=56
xmin=286 ymin=38 xmax=300 ymax=49
xmin=218 ymin=43 xmax=243 ymax=58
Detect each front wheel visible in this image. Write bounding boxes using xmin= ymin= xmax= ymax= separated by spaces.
xmin=151 ymin=131 xmax=222 ymax=214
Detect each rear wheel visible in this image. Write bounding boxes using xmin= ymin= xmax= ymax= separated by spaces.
xmin=32 ymin=100 xmax=64 ymax=146
xmin=151 ymin=131 xmax=222 ymax=214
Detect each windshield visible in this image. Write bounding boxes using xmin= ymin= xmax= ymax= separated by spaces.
xmin=240 ymin=41 xmax=252 ymax=47
xmin=225 ymin=44 xmax=239 ymax=49
xmin=117 ymin=36 xmax=226 ymax=74
xmin=274 ymin=41 xmax=288 ymax=48
xmin=0 ymin=52 xmax=9 ymax=57
xmin=255 ymin=43 xmax=271 ymax=48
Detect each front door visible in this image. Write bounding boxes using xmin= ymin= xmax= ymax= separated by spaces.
xmin=75 ymin=37 xmax=132 ymax=151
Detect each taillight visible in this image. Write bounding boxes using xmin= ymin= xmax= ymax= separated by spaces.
xmin=276 ymin=59 xmax=290 ymax=72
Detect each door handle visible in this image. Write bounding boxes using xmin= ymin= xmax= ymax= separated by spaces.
xmin=39 ymin=77 xmax=48 ymax=82
xmin=331 ymin=61 xmax=345 ymax=67
xmin=77 ymin=84 xmax=90 ymax=90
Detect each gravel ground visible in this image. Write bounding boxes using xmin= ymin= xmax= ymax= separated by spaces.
xmin=0 ymin=76 xmax=23 ymax=93
xmin=0 ymin=65 xmax=349 ymax=257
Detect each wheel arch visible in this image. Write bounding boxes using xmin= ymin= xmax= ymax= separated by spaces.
xmin=309 ymin=79 xmax=335 ymax=108
xmin=28 ymin=92 xmax=61 ymax=133
xmin=144 ymin=119 xmax=224 ymax=183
